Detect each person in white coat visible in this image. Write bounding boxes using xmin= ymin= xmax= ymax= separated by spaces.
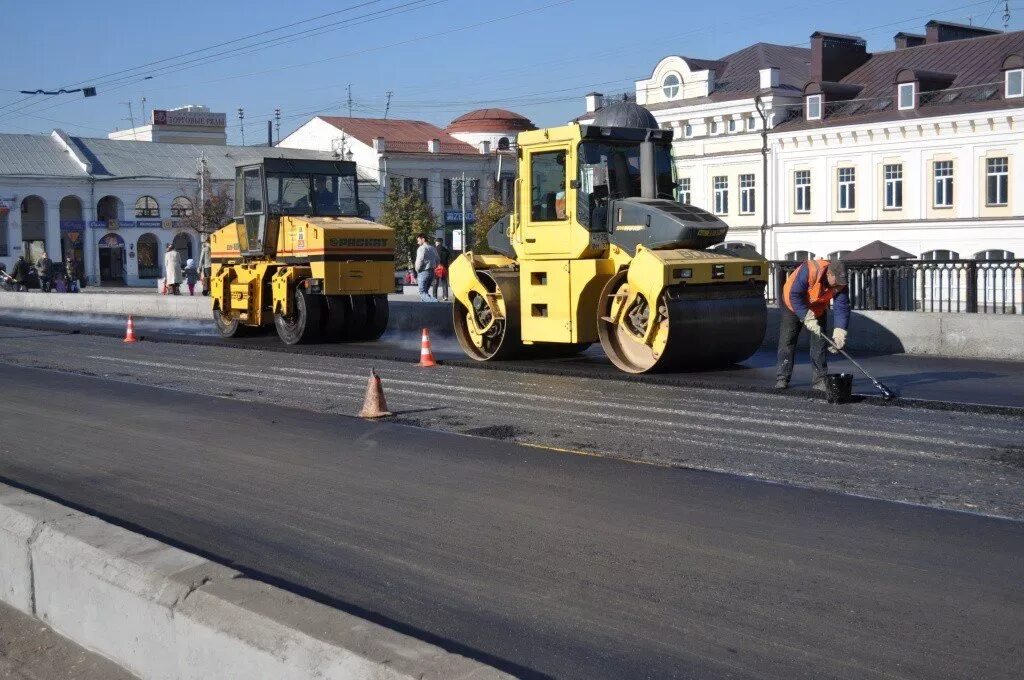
xmin=163 ymin=244 xmax=183 ymax=295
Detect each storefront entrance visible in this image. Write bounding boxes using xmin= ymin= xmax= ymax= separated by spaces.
xmin=98 ymin=232 xmax=126 ymax=285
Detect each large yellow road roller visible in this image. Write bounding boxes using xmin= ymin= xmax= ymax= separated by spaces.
xmin=450 ymin=114 xmax=768 ymax=373
xmin=210 ymin=157 xmax=394 ymax=345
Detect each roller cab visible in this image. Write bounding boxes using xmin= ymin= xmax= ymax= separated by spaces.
xmin=450 ymin=121 xmax=767 ymax=373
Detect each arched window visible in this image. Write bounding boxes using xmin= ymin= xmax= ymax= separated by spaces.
xmin=827 ymin=250 xmax=852 ymax=260
xmin=59 ymin=196 xmax=83 ymax=221
xmin=97 ymin=196 xmax=122 ymax=221
xmin=20 ymin=196 xmax=47 ymax=263
xmin=172 ymin=232 xmax=194 ymax=262
xmin=171 ymin=196 xmax=194 ymax=218
xmin=137 ymin=233 xmax=160 ymax=279
xmin=784 ymin=250 xmax=816 ymax=261
xmin=921 ymin=249 xmax=959 ymax=260
xmin=0 ymin=200 xmax=9 ymax=257
xmin=974 ymin=249 xmax=1014 ymax=261
xmin=662 ymin=73 xmax=681 ymax=99
xmin=497 ymin=137 xmax=510 ymax=151
xmin=135 ymin=196 xmax=160 ymax=218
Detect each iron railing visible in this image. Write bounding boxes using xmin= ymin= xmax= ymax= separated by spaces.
xmin=766 ymin=259 xmax=1024 ymax=314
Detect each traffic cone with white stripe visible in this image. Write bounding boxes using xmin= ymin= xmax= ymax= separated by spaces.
xmin=419 ymin=327 xmax=437 ymax=368
xmin=358 ymin=369 xmax=392 ymax=419
xmin=123 ymin=316 xmax=138 ymax=343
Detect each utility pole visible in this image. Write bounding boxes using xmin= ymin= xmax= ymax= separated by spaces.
xmin=140 ymin=96 xmax=147 ymax=124
xmin=754 ymin=95 xmax=769 ymax=258
xmin=198 ymin=154 xmax=209 ymax=234
xmin=347 ymin=84 xmax=353 ymax=118
xmin=384 ymin=91 xmax=393 ymax=119
xmin=237 ymin=108 xmax=245 ymax=146
xmin=1004 ymin=1 xmax=1011 ymax=30
xmin=274 ymin=108 xmax=281 ymax=144
xmin=460 ymin=171 xmax=468 ymax=252
xmin=121 ymin=101 xmax=137 ymax=139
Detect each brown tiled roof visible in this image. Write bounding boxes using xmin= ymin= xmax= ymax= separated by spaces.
xmin=446 ymin=108 xmax=536 ymax=133
xmin=318 ymin=116 xmax=477 ymax=155
xmin=776 ymin=29 xmax=1024 ymax=131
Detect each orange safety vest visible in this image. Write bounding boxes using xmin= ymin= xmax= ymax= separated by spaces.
xmin=783 ymin=258 xmax=836 ymax=317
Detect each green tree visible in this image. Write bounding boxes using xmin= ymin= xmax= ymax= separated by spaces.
xmin=472 ymin=197 xmax=511 ymax=256
xmin=378 ymin=184 xmax=437 ymax=268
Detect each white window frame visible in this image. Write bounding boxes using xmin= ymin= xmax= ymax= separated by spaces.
xmin=898 ymin=83 xmax=916 ymax=110
xmin=663 ymin=73 xmax=681 ymax=99
xmin=710 ymin=121 xmax=721 ymax=135
xmin=678 ymin=178 xmax=691 ymax=205
xmin=883 ymin=163 xmax=903 ymax=210
xmin=933 ymin=160 xmax=954 ymax=208
xmin=794 ymin=170 xmax=811 ymax=213
xmin=1006 ymin=69 xmax=1023 ymax=98
xmin=806 ymin=95 xmax=822 ymax=121
xmin=837 ymin=167 xmax=856 ymax=212
xmin=739 ymin=174 xmax=755 ymax=215
xmin=728 ymin=119 xmax=738 ymax=133
xmin=713 ymin=176 xmax=729 ymax=215
xmin=986 ymin=157 xmax=1008 ymax=207
xmin=746 ymin=117 xmax=757 ymax=131
xmin=683 ymin=123 xmax=693 ymax=138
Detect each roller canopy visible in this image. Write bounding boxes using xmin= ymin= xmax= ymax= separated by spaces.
xmin=607 ymin=198 xmax=728 ymax=252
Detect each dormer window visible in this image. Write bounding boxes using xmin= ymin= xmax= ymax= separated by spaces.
xmin=806 ymin=94 xmax=822 ymax=120
xmin=662 ymin=73 xmax=681 ymax=99
xmin=898 ymin=82 xmax=916 ymax=110
xmin=1007 ymin=69 xmax=1023 ymax=98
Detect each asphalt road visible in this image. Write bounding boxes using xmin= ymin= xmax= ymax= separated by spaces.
xmin=0 ymin=363 xmax=1021 ymax=680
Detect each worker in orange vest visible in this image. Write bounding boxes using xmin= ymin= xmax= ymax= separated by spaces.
xmin=775 ymin=258 xmax=849 ymax=391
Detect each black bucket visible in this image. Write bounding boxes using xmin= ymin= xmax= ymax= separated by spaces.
xmin=825 ymin=373 xmax=854 ymax=404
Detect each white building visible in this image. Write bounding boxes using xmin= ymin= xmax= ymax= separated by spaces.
xmin=278 ymin=109 xmax=534 ymax=244
xmin=108 ymin=105 xmax=228 ymax=145
xmin=0 ymin=131 xmax=338 ymax=286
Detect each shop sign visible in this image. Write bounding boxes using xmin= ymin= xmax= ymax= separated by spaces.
xmin=60 ymin=220 xmax=85 ymax=231
xmin=152 ymin=109 xmax=226 ymax=128
xmin=136 ymin=219 xmax=163 ymax=229
xmin=444 ymin=210 xmax=475 ymax=224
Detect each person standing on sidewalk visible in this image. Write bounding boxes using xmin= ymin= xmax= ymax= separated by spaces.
xmin=63 ymin=255 xmax=80 ymax=293
xmin=182 ymin=258 xmax=200 ymax=296
xmin=197 ymin=236 xmax=212 ymax=296
xmin=10 ymin=255 xmax=29 ymax=292
xmin=431 ymin=237 xmax=450 ymax=302
xmin=413 ymin=233 xmax=439 ymax=302
xmin=775 ymin=258 xmax=850 ymax=391
xmin=35 ymin=251 xmax=52 ymax=292
xmin=163 ymin=244 xmax=182 ymax=296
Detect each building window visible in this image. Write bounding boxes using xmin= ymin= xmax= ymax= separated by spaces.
xmin=530 ymin=151 xmax=567 ymax=221
xmin=784 ymin=250 xmax=815 ymax=261
xmin=739 ymin=174 xmax=755 ymax=215
xmin=794 ymin=170 xmax=811 ymax=213
xmin=898 ymin=83 xmax=916 ymax=110
xmin=746 ymin=117 xmax=757 ymax=131
xmin=135 ymin=196 xmax=159 ymax=218
xmin=921 ymin=249 xmax=959 ymax=260
xmin=933 ymin=160 xmax=954 ymax=208
xmin=170 ymin=196 xmax=193 ymax=218
xmin=713 ymin=176 xmax=728 ymax=215
xmin=837 ymin=167 xmax=856 ymax=211
xmin=975 ymin=249 xmax=1014 ymax=260
xmin=986 ymin=157 xmax=1008 ymax=207
xmin=0 ymin=207 xmax=8 ymax=257
xmin=662 ymin=73 xmax=681 ymax=99
xmin=806 ymin=95 xmax=822 ymax=120
xmin=443 ymin=178 xmax=453 ymax=207
xmin=683 ymin=123 xmax=693 ymax=138
xmin=497 ymin=137 xmax=511 ymax=151
xmin=1006 ymin=69 xmax=1023 ymax=98
xmin=710 ymin=121 xmax=721 ymax=135
xmin=883 ymin=164 xmax=903 ymax=210
xmin=137 ymin=233 xmax=160 ymax=279
xmin=678 ymin=178 xmax=691 ymax=205
xmin=728 ymin=119 xmax=738 ymax=133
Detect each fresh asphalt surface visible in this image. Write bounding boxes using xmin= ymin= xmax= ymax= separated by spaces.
xmin=0 ymin=363 xmax=1022 ymax=680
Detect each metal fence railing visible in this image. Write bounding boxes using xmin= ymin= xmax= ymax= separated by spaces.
xmin=766 ymin=259 xmax=1024 ymax=314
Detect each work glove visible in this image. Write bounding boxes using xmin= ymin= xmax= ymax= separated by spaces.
xmin=829 ymin=327 xmax=847 ymax=354
xmin=803 ymin=311 xmax=822 ymax=336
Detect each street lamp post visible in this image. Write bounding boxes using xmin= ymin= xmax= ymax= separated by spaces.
xmin=754 ymin=95 xmax=769 ymax=259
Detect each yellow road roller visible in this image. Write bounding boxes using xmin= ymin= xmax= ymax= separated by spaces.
xmin=449 ymin=114 xmax=768 ymax=373
xmin=210 ymin=157 xmax=394 ymax=345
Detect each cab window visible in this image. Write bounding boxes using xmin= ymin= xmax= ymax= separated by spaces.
xmin=530 ymin=151 xmax=567 ymax=222
xmin=243 ymin=169 xmax=263 ymax=214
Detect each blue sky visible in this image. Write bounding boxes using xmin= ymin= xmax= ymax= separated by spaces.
xmin=1 ymin=0 xmax=1019 ymax=143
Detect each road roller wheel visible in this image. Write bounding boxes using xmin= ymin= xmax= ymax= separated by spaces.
xmin=274 ymin=286 xmax=323 ymax=345
xmin=358 ymin=294 xmax=389 ymax=341
xmin=598 ymin=273 xmax=668 ymax=374
xmin=343 ymin=295 xmax=369 ymax=341
xmin=452 ymin=269 xmax=522 ymax=361
xmin=322 ymin=295 xmax=348 ymax=341
xmin=213 ymin=309 xmax=249 ymax=338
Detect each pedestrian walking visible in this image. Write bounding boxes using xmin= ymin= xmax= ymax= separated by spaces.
xmin=775 ymin=258 xmax=850 ymax=391
xmin=63 ymin=255 xmax=80 ymax=293
xmin=198 ymin=236 xmax=212 ymax=296
xmin=10 ymin=255 xmax=29 ymax=292
xmin=413 ymin=233 xmax=440 ymax=302
xmin=182 ymin=258 xmax=200 ymax=296
xmin=163 ymin=244 xmax=183 ymax=296
xmin=431 ymin=237 xmax=450 ymax=302
xmin=36 ymin=251 xmax=52 ymax=292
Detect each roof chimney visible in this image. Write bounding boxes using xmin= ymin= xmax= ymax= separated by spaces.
xmin=585 ymin=92 xmax=604 ymax=113
xmin=479 ymin=140 xmax=491 ymax=154
xmin=894 ymin=32 xmax=926 ymax=49
xmin=925 ymin=20 xmax=1000 ymax=44
xmin=427 ymin=138 xmax=440 ymax=153
xmin=810 ymin=32 xmax=869 ymax=83
xmin=759 ymin=67 xmax=780 ymax=89
xmin=372 ymin=137 xmax=386 ymax=152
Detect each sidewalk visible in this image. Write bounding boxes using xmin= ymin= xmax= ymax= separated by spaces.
xmin=0 ymin=601 xmax=138 ymax=680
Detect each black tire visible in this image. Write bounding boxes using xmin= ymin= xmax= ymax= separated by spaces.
xmin=274 ymin=286 xmax=324 ymax=345
xmin=322 ymin=295 xmax=349 ymax=341
xmin=213 ymin=309 xmax=248 ymax=338
xmin=343 ymin=295 xmax=369 ymax=341
xmin=359 ymin=294 xmax=389 ymax=341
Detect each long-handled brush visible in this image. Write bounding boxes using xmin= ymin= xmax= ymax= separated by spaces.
xmin=821 ymin=333 xmax=896 ymax=400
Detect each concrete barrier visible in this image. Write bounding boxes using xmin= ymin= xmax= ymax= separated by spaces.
xmin=0 ymin=483 xmax=511 ymax=680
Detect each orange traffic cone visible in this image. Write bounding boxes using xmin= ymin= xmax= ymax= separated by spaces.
xmin=123 ymin=316 xmax=138 ymax=343
xmin=358 ymin=369 xmax=392 ymax=419
xmin=419 ymin=327 xmax=437 ymax=367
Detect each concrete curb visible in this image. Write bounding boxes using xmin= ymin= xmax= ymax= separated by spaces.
xmin=0 ymin=483 xmax=512 ymax=680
